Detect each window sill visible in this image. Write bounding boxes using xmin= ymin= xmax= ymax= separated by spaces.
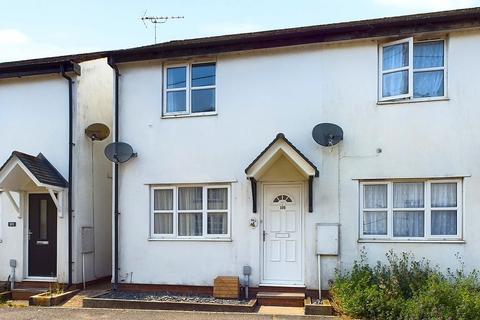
xmin=358 ymin=239 xmax=465 ymax=244
xmin=377 ymin=97 xmax=449 ymax=106
xmin=161 ymin=112 xmax=217 ymax=119
xmin=148 ymin=237 xmax=232 ymax=242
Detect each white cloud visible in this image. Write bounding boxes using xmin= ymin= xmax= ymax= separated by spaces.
xmin=374 ymin=0 xmax=478 ymax=11
xmin=0 ymin=28 xmax=100 ymax=62
xmin=0 ymin=29 xmax=30 ymax=45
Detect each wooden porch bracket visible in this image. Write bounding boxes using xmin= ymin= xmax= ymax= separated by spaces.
xmin=250 ymin=178 xmax=257 ymax=213
xmin=48 ymin=189 xmax=63 ymax=218
xmin=309 ymin=176 xmax=314 ymax=213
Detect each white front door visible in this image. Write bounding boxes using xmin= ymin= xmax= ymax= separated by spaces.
xmin=263 ymin=184 xmax=303 ymax=285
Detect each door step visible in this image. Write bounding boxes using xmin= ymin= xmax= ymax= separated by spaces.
xmin=11 ymin=288 xmax=47 ymax=300
xmin=256 ymin=292 xmax=305 ymax=307
xmin=15 ymin=281 xmax=54 ymax=289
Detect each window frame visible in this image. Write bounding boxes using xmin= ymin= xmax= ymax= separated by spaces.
xmin=378 ymin=37 xmax=447 ymax=102
xmin=150 ymin=184 xmax=231 ymax=240
xmin=150 ymin=186 xmax=176 ymax=238
xmin=163 ymin=62 xmax=217 ymax=117
xmin=359 ymin=179 xmax=462 ymax=241
xmin=378 ymin=37 xmax=413 ymax=102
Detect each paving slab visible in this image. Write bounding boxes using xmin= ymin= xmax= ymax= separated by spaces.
xmin=61 ymin=281 xmax=111 ymax=307
xmin=258 ymin=306 xmax=305 ymax=315
xmin=0 ymin=306 xmax=339 ymax=320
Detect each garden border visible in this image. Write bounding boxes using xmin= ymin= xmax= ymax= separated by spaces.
xmin=83 ymin=292 xmax=257 ymax=313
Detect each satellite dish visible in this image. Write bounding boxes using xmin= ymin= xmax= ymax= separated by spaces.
xmin=85 ymin=123 xmax=110 ymax=141
xmin=312 ymin=123 xmax=344 ymax=146
xmin=104 ymin=142 xmax=137 ymax=163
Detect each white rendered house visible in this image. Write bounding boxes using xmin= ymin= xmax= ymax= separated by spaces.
xmin=105 ymin=7 xmax=480 ymax=297
xmin=0 ymin=55 xmax=113 ymax=288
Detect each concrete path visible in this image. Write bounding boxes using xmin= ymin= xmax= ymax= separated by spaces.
xmin=61 ymin=282 xmax=111 ymax=307
xmin=0 ymin=307 xmax=339 ymax=320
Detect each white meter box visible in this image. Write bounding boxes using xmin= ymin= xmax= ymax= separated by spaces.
xmin=81 ymin=227 xmax=95 ymax=254
xmin=316 ymin=223 xmax=339 ymax=255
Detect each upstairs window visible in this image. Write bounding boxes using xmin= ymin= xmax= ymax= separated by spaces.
xmin=379 ymin=38 xmax=446 ymax=102
xmin=164 ymin=62 xmax=216 ymax=116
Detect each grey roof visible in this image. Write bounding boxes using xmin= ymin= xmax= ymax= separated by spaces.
xmin=1 ymin=6 xmax=480 ymax=72
xmin=108 ymin=7 xmax=480 ymax=64
xmin=0 ymin=151 xmax=68 ymax=188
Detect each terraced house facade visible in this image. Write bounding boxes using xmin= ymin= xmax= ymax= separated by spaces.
xmin=1 ymin=7 xmax=480 ymax=300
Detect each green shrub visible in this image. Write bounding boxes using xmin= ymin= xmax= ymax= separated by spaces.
xmin=330 ymin=250 xmax=480 ymax=320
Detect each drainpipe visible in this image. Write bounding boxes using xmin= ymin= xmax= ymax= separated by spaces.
xmin=107 ymin=57 xmax=120 ymax=290
xmin=61 ymin=64 xmax=74 ymax=287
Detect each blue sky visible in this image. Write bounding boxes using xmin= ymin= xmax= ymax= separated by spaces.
xmin=0 ymin=0 xmax=478 ymax=62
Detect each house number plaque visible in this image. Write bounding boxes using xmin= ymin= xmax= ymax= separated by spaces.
xmin=8 ymin=222 xmax=16 ymax=227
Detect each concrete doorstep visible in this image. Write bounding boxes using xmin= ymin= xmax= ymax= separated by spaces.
xmin=0 ymin=306 xmax=340 ymax=320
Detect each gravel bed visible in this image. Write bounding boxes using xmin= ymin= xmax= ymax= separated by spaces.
xmin=100 ymin=291 xmax=250 ymax=305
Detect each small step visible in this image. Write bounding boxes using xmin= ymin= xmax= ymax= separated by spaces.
xmin=11 ymin=288 xmax=47 ymax=300
xmin=256 ymin=292 xmax=305 ymax=307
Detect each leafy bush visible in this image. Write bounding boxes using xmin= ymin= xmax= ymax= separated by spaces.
xmin=330 ymin=250 xmax=480 ymax=320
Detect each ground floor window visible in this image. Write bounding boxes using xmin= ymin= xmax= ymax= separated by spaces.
xmin=360 ymin=179 xmax=462 ymax=240
xmin=151 ymin=185 xmax=230 ymax=239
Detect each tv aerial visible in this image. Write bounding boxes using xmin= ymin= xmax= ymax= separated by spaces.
xmin=141 ymin=10 xmax=184 ymax=44
xmin=104 ymin=142 xmax=137 ymax=164
xmin=312 ymin=123 xmax=344 ymax=147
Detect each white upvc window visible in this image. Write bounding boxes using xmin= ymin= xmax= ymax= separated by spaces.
xmin=379 ymin=38 xmax=446 ymax=102
xmin=151 ymin=185 xmax=230 ymax=239
xmin=360 ymin=179 xmax=462 ymax=241
xmin=163 ymin=62 xmax=216 ymax=116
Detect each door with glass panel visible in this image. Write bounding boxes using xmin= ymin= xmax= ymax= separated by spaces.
xmin=28 ymin=193 xmax=57 ymax=277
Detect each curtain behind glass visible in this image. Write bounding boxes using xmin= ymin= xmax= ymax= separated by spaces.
xmin=207 ymin=212 xmax=227 ymax=234
xmin=208 ymin=188 xmax=228 ymax=210
xmin=431 ymin=183 xmax=456 ymax=207
xmin=431 ymin=210 xmax=457 ymax=235
xmin=393 ymin=183 xmax=424 ymax=208
xmin=179 ymin=187 xmax=202 ymax=210
xmin=363 ymin=211 xmax=387 ymax=235
xmin=154 ymin=213 xmax=173 ymax=234
xmin=382 ymin=42 xmax=409 ymax=98
xmin=178 ymin=213 xmax=202 ymax=236
xmin=393 ymin=211 xmax=424 ymax=237
xmin=154 ymin=189 xmax=173 ymax=210
xmin=413 ymin=71 xmax=444 ymax=98
xmin=383 ymin=43 xmax=408 ymax=70
xmin=364 ymin=185 xmax=387 ymax=208
xmin=413 ymin=41 xmax=444 ymax=98
xmin=383 ymin=71 xmax=408 ymax=97
xmin=413 ymin=41 xmax=443 ymax=68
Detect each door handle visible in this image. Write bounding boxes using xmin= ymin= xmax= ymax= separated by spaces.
xmin=28 ymin=230 xmax=32 ymax=241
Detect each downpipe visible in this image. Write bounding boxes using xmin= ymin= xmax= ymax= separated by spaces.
xmin=107 ymin=58 xmax=120 ymax=290
xmin=61 ymin=65 xmax=74 ymax=288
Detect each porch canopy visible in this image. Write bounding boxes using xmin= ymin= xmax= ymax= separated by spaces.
xmin=245 ymin=133 xmax=318 ymax=213
xmin=0 ymin=151 xmax=68 ymax=218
